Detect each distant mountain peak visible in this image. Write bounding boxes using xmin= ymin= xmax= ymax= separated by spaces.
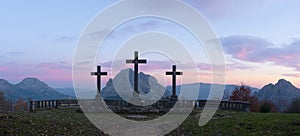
xmin=16 ymin=77 xmax=50 ymax=90
xmin=276 ymin=79 xmax=292 ymax=86
xmin=0 ymin=78 xmax=71 ymax=101
xmin=21 ymin=77 xmax=42 ymax=82
xmin=0 ymin=79 xmax=14 ymax=89
xmin=121 ymin=68 xmax=133 ymax=72
xmin=0 ymin=79 xmax=10 ymax=84
xmin=257 ymin=78 xmax=300 ymax=112
xmin=101 ymin=68 xmax=170 ymax=99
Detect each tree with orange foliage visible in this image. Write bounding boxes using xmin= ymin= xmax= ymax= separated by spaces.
xmin=230 ymin=85 xmax=260 ymax=112
xmin=14 ymin=98 xmax=28 ymax=112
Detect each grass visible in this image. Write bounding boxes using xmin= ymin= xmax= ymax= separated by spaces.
xmin=168 ymin=110 xmax=300 ymax=136
xmin=0 ymin=109 xmax=106 ymax=136
xmin=0 ymin=109 xmax=300 ymax=135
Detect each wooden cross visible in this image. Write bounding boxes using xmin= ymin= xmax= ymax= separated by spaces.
xmin=91 ymin=66 xmax=107 ymax=95
xmin=166 ymin=65 xmax=183 ymax=98
xmin=126 ymin=51 xmax=147 ymax=97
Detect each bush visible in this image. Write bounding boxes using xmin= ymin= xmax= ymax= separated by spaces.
xmin=259 ymin=101 xmax=276 ymax=113
xmin=0 ymin=92 xmax=10 ymax=112
xmin=14 ymin=98 xmax=28 ymax=112
xmin=287 ymin=98 xmax=300 ymax=113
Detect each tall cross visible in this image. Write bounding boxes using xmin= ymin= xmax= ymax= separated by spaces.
xmin=91 ymin=66 xmax=107 ymax=95
xmin=166 ymin=65 xmax=183 ymax=98
xmin=126 ymin=51 xmax=147 ymax=97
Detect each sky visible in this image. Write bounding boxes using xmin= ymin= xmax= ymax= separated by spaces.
xmin=0 ymin=0 xmax=300 ymax=89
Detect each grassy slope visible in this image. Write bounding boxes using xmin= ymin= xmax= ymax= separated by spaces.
xmin=168 ymin=110 xmax=300 ymax=136
xmin=0 ymin=109 xmax=300 ymax=136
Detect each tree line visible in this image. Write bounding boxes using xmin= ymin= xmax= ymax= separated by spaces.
xmin=1 ymin=87 xmax=300 ymax=113
xmin=0 ymin=91 xmax=27 ymax=113
xmin=228 ymin=84 xmax=300 ymax=113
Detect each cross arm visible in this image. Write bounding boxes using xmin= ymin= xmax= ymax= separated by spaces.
xmin=100 ymin=72 xmax=108 ymax=75
xmin=176 ymin=72 xmax=183 ymax=75
xmin=166 ymin=72 xmax=173 ymax=75
xmin=91 ymin=72 xmax=108 ymax=76
xmin=91 ymin=72 xmax=97 ymax=75
xmin=126 ymin=59 xmax=134 ymax=63
xmin=138 ymin=59 xmax=147 ymax=63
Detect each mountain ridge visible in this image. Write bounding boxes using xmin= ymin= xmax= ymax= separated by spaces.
xmin=0 ymin=77 xmax=73 ymax=101
xmin=256 ymin=79 xmax=300 ymax=112
xmin=101 ymin=68 xmax=171 ymax=100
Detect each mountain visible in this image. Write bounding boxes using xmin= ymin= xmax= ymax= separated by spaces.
xmin=0 ymin=78 xmax=73 ymax=101
xmin=256 ymin=79 xmax=300 ymax=112
xmin=0 ymin=79 xmax=18 ymax=99
xmin=55 ymin=88 xmax=76 ymax=97
xmin=101 ymin=68 xmax=171 ymax=100
xmin=166 ymin=83 xmax=259 ymax=100
xmin=101 ymin=68 xmax=260 ymax=100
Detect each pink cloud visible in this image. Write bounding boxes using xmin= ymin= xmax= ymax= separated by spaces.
xmin=236 ymin=48 xmax=251 ymax=59
xmin=0 ymin=62 xmax=73 ymax=87
xmin=282 ymin=73 xmax=300 ymax=78
xmin=0 ymin=66 xmax=10 ymax=72
xmin=221 ymin=35 xmax=300 ymax=71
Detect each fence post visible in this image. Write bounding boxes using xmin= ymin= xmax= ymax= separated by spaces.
xmin=29 ymin=101 xmax=34 ymax=112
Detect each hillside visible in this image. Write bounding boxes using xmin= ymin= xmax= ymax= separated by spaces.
xmin=1 ymin=109 xmax=300 ymax=135
xmin=101 ymin=68 xmax=171 ymax=99
xmin=0 ymin=78 xmax=73 ymax=101
xmin=166 ymin=83 xmax=259 ymax=100
xmin=256 ymin=79 xmax=300 ymax=112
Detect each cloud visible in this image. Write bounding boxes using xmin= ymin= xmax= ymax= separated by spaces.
xmin=0 ymin=51 xmax=24 ymax=59
xmin=183 ymin=0 xmax=235 ymax=18
xmin=99 ymin=60 xmax=246 ymax=74
xmin=36 ymin=62 xmax=71 ymax=70
xmin=221 ymin=35 xmax=300 ymax=71
xmin=87 ymin=29 xmax=112 ymax=40
xmin=282 ymin=73 xmax=300 ymax=78
xmin=119 ymin=19 xmax=160 ymax=32
xmin=6 ymin=51 xmax=24 ymax=56
xmin=55 ymin=35 xmax=77 ymax=42
xmin=0 ymin=62 xmax=73 ymax=87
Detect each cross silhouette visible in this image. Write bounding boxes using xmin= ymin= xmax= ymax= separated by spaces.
xmin=91 ymin=66 xmax=107 ymax=95
xmin=166 ymin=65 xmax=183 ymax=98
xmin=126 ymin=51 xmax=147 ymax=97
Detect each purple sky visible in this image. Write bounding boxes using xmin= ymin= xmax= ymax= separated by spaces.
xmin=1 ymin=0 xmax=300 ymax=88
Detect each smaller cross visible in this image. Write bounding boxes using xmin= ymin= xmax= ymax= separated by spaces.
xmin=91 ymin=66 xmax=107 ymax=95
xmin=166 ymin=65 xmax=183 ymax=98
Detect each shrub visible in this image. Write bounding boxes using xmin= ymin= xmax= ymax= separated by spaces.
xmin=14 ymin=98 xmax=28 ymax=112
xmin=260 ymin=101 xmax=277 ymax=113
xmin=287 ymin=98 xmax=300 ymax=113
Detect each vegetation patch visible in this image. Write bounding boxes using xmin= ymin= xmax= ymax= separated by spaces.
xmin=0 ymin=109 xmax=300 ymax=135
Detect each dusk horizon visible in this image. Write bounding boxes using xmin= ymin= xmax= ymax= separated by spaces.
xmin=0 ymin=70 xmax=297 ymax=90
xmin=1 ymin=1 xmax=300 ymax=135
xmin=1 ymin=1 xmax=300 ymax=89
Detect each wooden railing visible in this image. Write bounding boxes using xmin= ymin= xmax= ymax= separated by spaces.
xmin=29 ymin=99 xmax=79 ymax=112
xmin=29 ymin=99 xmax=250 ymax=112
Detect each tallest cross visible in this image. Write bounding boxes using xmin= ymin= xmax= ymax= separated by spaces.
xmin=126 ymin=51 xmax=147 ymax=98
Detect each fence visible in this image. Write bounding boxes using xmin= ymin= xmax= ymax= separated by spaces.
xmin=29 ymin=99 xmax=250 ymax=112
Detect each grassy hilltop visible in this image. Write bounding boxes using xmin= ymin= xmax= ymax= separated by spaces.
xmin=0 ymin=109 xmax=300 ymax=135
